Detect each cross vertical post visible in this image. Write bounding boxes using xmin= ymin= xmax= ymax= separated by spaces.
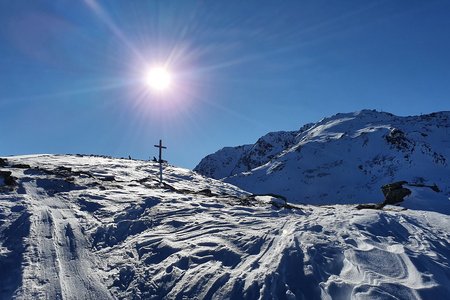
xmin=154 ymin=139 xmax=167 ymax=184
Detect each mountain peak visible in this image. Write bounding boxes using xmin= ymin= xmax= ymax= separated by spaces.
xmin=195 ymin=110 xmax=450 ymax=206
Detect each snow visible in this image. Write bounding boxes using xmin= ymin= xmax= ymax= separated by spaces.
xmin=402 ymin=185 xmax=450 ymax=215
xmin=195 ymin=110 xmax=450 ymax=205
xmin=1 ymin=154 xmax=450 ymax=299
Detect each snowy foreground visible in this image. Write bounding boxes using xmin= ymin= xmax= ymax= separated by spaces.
xmin=1 ymin=155 xmax=450 ymax=299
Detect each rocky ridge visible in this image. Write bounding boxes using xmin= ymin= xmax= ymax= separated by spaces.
xmin=195 ymin=110 xmax=450 ymax=205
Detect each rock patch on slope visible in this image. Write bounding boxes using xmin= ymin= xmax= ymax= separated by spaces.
xmin=381 ymin=181 xmax=412 ymax=205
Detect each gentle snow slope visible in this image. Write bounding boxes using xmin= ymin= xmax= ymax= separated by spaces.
xmin=195 ymin=110 xmax=450 ymax=205
xmin=1 ymin=155 xmax=449 ymax=299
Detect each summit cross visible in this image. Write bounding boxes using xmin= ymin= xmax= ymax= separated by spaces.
xmin=154 ymin=139 xmax=167 ymax=184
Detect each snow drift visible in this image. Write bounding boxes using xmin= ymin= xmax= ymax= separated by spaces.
xmin=1 ymin=154 xmax=450 ymax=299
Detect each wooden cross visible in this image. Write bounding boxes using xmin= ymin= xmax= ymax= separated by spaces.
xmin=154 ymin=139 xmax=167 ymax=184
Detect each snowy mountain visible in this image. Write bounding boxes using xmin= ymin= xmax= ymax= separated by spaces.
xmin=195 ymin=110 xmax=450 ymax=205
xmin=1 ymin=154 xmax=450 ymax=299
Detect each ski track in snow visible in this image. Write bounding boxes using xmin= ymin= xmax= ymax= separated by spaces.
xmin=0 ymin=154 xmax=449 ymax=299
xmin=16 ymin=182 xmax=113 ymax=300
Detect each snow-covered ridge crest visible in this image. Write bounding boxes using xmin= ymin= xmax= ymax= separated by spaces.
xmin=1 ymin=154 xmax=450 ymax=298
xmin=195 ymin=110 xmax=450 ymax=205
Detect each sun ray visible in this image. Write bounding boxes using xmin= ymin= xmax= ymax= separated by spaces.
xmin=83 ymin=0 xmax=145 ymax=63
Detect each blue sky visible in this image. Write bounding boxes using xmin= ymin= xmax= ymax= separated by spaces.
xmin=1 ymin=0 xmax=449 ymax=168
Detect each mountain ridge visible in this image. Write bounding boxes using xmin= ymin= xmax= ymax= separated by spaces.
xmin=194 ymin=110 xmax=450 ymax=204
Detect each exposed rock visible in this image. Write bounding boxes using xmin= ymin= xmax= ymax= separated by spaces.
xmin=381 ymin=181 xmax=412 ymax=205
xmin=355 ymin=203 xmax=384 ymax=210
xmin=356 ymin=181 xmax=414 ymax=210
xmin=0 ymin=170 xmax=17 ymax=186
xmin=99 ymin=175 xmax=115 ymax=182
xmin=385 ymin=128 xmax=413 ymax=151
xmin=11 ymin=163 xmax=31 ymax=169
xmin=53 ymin=166 xmax=73 ymax=177
xmin=196 ymin=188 xmax=216 ymax=197
xmin=0 ymin=158 xmax=7 ymax=167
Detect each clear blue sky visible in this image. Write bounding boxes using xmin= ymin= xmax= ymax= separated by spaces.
xmin=1 ymin=0 xmax=449 ymax=168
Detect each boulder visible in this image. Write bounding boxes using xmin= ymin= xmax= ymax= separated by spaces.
xmin=381 ymin=181 xmax=411 ymax=205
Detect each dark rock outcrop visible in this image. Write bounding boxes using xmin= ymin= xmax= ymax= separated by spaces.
xmin=0 ymin=171 xmax=17 ymax=186
xmin=356 ymin=181 xmax=412 ymax=210
xmin=381 ymin=181 xmax=412 ymax=205
xmin=385 ymin=128 xmax=414 ymax=151
xmin=11 ymin=164 xmax=31 ymax=169
xmin=0 ymin=158 xmax=7 ymax=167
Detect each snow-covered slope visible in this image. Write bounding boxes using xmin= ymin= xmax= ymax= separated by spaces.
xmin=195 ymin=110 xmax=450 ymax=205
xmin=1 ymin=154 xmax=450 ymax=299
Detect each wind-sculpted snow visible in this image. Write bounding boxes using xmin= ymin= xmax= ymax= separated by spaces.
xmin=1 ymin=155 xmax=450 ymax=299
xmin=195 ymin=110 xmax=450 ymax=205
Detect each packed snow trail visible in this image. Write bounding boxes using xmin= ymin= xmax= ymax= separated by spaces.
xmin=14 ymin=182 xmax=113 ymax=300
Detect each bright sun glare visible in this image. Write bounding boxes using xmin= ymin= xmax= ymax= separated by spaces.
xmin=145 ymin=67 xmax=172 ymax=91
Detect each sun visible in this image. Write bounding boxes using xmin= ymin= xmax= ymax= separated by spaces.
xmin=145 ymin=67 xmax=171 ymax=91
